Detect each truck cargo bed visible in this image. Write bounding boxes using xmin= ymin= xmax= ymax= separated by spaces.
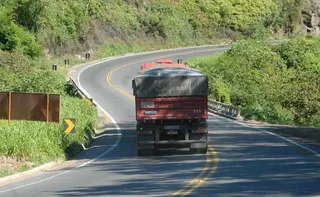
xmin=136 ymin=96 xmax=208 ymax=121
xmin=132 ymin=67 xmax=208 ymax=97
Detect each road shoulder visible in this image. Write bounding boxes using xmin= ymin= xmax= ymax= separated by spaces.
xmin=0 ymin=56 xmax=114 ymax=186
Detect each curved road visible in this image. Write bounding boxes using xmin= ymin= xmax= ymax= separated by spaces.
xmin=1 ymin=45 xmax=320 ymax=197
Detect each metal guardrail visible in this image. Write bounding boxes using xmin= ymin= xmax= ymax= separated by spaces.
xmin=68 ymin=77 xmax=86 ymax=99
xmin=69 ymin=76 xmax=241 ymax=119
xmin=68 ymin=77 xmax=96 ymax=107
xmin=208 ymin=99 xmax=241 ymax=119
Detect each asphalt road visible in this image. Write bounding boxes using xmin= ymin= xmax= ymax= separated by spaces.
xmin=0 ymin=45 xmax=320 ymax=197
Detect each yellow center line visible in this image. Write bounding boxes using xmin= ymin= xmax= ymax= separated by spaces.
xmin=107 ymin=65 xmax=135 ymax=100
xmin=182 ymin=146 xmax=219 ymax=196
xmin=171 ymin=150 xmax=211 ymax=196
xmin=106 ymin=47 xmax=228 ymax=99
xmin=105 ymin=48 xmax=221 ymax=196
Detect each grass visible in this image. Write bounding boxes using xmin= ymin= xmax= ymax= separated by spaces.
xmin=0 ymin=161 xmax=34 ymax=178
xmin=187 ymin=38 xmax=320 ymax=128
xmin=0 ymin=36 xmax=233 ymax=178
xmin=0 ymin=169 xmax=11 ymax=178
xmin=0 ymin=95 xmax=97 ymax=177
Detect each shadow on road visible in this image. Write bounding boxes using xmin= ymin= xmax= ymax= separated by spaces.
xmin=191 ymin=117 xmax=320 ymax=197
xmin=53 ymin=118 xmax=320 ymax=197
xmin=51 ymin=121 xmax=207 ymax=196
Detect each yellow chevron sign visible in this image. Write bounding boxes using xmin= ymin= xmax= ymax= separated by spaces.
xmin=63 ymin=118 xmax=75 ymax=134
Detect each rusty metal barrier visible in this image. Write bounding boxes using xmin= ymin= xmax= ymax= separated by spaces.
xmin=208 ymin=99 xmax=241 ymax=119
xmin=0 ymin=92 xmax=9 ymax=120
xmin=49 ymin=94 xmax=61 ymax=122
xmin=0 ymin=92 xmax=60 ymax=123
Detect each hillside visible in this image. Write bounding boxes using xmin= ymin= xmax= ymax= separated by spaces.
xmin=0 ymin=0 xmax=309 ymax=58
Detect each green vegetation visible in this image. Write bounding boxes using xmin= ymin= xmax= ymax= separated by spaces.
xmin=0 ymin=50 xmax=97 ymax=177
xmin=0 ymin=0 xmax=306 ymax=57
xmin=0 ymin=0 xmax=314 ymax=176
xmin=188 ymin=37 xmax=320 ymax=127
xmin=0 ymin=161 xmax=34 ymax=178
xmin=0 ymin=96 xmax=96 ymax=163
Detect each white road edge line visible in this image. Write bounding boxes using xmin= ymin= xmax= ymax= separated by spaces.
xmin=209 ymin=112 xmax=320 ymax=158
xmin=0 ymin=44 xmax=229 ymax=193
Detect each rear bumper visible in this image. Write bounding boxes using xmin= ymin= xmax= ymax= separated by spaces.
xmin=138 ymin=140 xmax=206 ymax=145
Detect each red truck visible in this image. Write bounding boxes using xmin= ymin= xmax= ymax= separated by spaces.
xmin=132 ymin=59 xmax=208 ymax=156
xmin=140 ymin=59 xmax=189 ymax=70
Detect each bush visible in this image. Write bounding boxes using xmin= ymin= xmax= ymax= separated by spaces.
xmin=241 ymin=103 xmax=294 ymax=124
xmin=188 ymin=38 xmax=320 ymax=127
xmin=0 ymin=6 xmax=42 ymax=57
xmin=0 ymin=51 xmax=66 ymax=94
xmin=242 ymin=23 xmax=271 ymax=40
xmin=210 ymin=78 xmax=231 ymax=104
xmin=271 ymin=104 xmax=295 ymax=124
xmin=275 ymin=37 xmax=313 ymax=68
xmin=0 ymin=49 xmax=97 ymax=169
xmin=242 ymin=102 xmax=267 ymax=121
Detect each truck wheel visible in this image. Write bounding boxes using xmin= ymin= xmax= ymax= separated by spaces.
xmin=138 ymin=150 xmax=154 ymax=157
xmin=199 ymin=148 xmax=208 ymax=154
xmin=190 ymin=148 xmax=207 ymax=154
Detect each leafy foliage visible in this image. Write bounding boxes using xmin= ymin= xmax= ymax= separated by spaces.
xmin=188 ymin=37 xmax=320 ymax=127
xmin=0 ymin=51 xmax=65 ymax=94
xmin=0 ymin=45 xmax=96 ymax=167
xmin=0 ymin=0 xmax=316 ymax=170
xmin=0 ymin=0 xmax=306 ymax=56
xmin=0 ymin=6 xmax=42 ymax=57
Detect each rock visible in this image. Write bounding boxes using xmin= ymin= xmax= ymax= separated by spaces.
xmin=301 ymin=0 xmax=320 ymax=34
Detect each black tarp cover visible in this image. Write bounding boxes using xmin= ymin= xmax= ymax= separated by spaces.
xmin=132 ymin=66 xmax=208 ymax=97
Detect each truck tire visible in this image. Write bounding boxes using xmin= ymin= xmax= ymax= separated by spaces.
xmin=199 ymin=147 xmax=208 ymax=154
xmin=138 ymin=149 xmax=154 ymax=157
xmin=190 ymin=147 xmax=207 ymax=154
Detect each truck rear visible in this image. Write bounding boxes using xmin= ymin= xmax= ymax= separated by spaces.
xmin=132 ymin=63 xmax=209 ymax=156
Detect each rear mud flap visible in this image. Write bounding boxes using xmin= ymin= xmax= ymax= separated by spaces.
xmin=190 ymin=133 xmax=207 ymax=149
xmin=137 ymin=135 xmax=154 ymax=150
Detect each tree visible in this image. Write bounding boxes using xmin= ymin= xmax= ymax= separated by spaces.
xmin=0 ymin=6 xmax=42 ymax=57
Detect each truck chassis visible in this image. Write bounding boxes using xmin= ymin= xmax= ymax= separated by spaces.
xmin=136 ymin=119 xmax=208 ymax=156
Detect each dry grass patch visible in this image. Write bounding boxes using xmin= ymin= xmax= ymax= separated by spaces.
xmin=0 ymin=156 xmax=36 ymax=178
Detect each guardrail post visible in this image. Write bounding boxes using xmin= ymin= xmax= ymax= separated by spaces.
xmin=64 ymin=59 xmax=70 ymax=65
xmin=85 ymin=52 xmax=91 ymax=60
xmin=52 ymin=64 xmax=57 ymax=71
xmin=208 ymin=99 xmax=241 ymax=119
xmin=236 ymin=108 xmax=241 ymax=117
